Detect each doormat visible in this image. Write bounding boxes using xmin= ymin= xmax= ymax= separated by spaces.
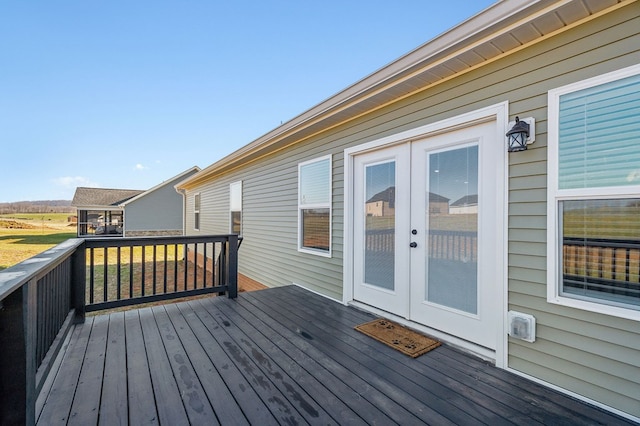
xmin=355 ymin=319 xmax=441 ymax=358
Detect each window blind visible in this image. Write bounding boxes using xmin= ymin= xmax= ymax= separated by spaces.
xmin=230 ymin=182 xmax=242 ymax=212
xmin=300 ymin=159 xmax=330 ymax=205
xmin=558 ymin=73 xmax=640 ymax=189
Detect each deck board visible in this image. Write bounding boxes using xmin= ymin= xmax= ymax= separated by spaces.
xmin=37 ymin=317 xmax=93 ymax=425
xmin=240 ymin=291 xmax=419 ymax=424
xmin=192 ymin=298 xmax=311 ymax=425
xmin=196 ymin=298 xmax=338 ymax=425
xmin=164 ymin=303 xmax=249 ymax=426
xmin=99 ymin=311 xmax=128 ymax=426
xmin=266 ymin=287 xmax=523 ymax=425
xmin=241 ymin=290 xmax=457 ymax=425
xmin=278 ymin=286 xmax=566 ymax=424
xmin=123 ymin=309 xmax=158 ymax=425
xmin=67 ymin=315 xmax=108 ymax=426
xmin=138 ymin=306 xmax=190 ymax=425
xmin=177 ymin=301 xmax=277 ymax=426
xmin=37 ymin=285 xmax=637 ymax=425
xmin=246 ymin=288 xmax=486 ymax=425
xmin=215 ymin=291 xmax=392 ymax=425
xmin=211 ymin=294 xmax=371 ymax=425
xmin=152 ymin=304 xmax=219 ymax=425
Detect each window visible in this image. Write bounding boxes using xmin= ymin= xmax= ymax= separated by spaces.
xmin=230 ymin=181 xmax=242 ymax=235
xmin=547 ymin=64 xmax=640 ymax=320
xmin=298 ymin=155 xmax=331 ymax=256
xmin=194 ymin=193 xmax=201 ymax=230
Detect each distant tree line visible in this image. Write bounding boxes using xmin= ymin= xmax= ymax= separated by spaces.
xmin=0 ymin=200 xmax=75 ymax=214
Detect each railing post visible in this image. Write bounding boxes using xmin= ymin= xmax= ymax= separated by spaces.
xmin=227 ymin=235 xmax=238 ymax=299
xmin=216 ymin=242 xmax=226 ymax=290
xmin=72 ymin=240 xmax=86 ymax=323
xmin=0 ymin=279 xmax=37 ymax=425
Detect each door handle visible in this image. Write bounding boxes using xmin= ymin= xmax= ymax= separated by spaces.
xmin=410 ymin=242 xmax=418 ymax=248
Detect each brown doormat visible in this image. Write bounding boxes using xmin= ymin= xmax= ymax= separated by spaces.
xmin=355 ymin=319 xmax=441 ymax=358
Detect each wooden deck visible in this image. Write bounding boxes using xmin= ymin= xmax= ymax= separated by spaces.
xmin=37 ymin=285 xmax=635 ymax=425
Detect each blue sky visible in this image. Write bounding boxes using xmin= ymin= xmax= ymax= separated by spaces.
xmin=0 ymin=0 xmax=495 ymax=203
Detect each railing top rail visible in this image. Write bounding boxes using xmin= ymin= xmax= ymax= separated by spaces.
xmin=365 ymin=228 xmax=477 ymax=237
xmin=563 ymin=237 xmax=640 ymax=249
xmin=0 ymin=238 xmax=85 ymax=303
xmin=83 ymin=234 xmax=236 ymax=248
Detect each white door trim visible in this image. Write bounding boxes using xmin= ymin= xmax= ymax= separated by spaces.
xmin=343 ymin=102 xmax=509 ymax=367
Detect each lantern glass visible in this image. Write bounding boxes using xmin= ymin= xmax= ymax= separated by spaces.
xmin=508 ymin=132 xmax=527 ymax=152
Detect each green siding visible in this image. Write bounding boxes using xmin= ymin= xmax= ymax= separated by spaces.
xmin=506 ymin=5 xmax=640 ymax=419
xmin=186 ymin=3 xmax=640 ymax=418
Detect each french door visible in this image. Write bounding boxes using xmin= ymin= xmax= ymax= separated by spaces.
xmin=352 ymin=121 xmax=501 ymax=350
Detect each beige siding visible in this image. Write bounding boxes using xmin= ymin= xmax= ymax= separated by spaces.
xmin=186 ymin=3 xmax=640 ymax=417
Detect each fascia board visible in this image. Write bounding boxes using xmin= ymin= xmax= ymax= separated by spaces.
xmin=75 ymin=205 xmax=125 ymax=211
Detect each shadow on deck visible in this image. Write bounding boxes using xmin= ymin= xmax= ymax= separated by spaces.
xmin=37 ymin=285 xmax=634 ymax=425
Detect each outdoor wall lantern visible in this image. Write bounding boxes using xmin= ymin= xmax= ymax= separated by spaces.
xmin=506 ymin=116 xmax=535 ymax=152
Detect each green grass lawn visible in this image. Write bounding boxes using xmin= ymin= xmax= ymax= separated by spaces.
xmin=0 ymin=213 xmax=76 ymax=270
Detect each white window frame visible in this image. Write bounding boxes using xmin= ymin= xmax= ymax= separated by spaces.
xmin=194 ymin=193 xmax=201 ymax=231
xmin=547 ymin=64 xmax=640 ymax=321
xmin=229 ymin=181 xmax=242 ymax=235
xmin=298 ymin=155 xmax=332 ymax=257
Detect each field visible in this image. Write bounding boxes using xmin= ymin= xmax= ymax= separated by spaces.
xmin=1 ymin=212 xmax=258 ymax=312
xmin=0 ymin=213 xmax=77 ymax=270
xmin=0 ymin=214 xmax=212 ymax=307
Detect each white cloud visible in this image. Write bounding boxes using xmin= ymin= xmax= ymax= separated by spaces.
xmin=52 ymin=176 xmax=100 ymax=188
xmin=134 ymin=163 xmax=149 ymax=171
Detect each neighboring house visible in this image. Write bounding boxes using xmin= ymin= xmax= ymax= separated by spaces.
xmin=120 ymin=166 xmax=200 ymax=236
xmin=72 ymin=188 xmax=143 ymax=236
xmin=366 ymin=187 xmax=450 ymax=217
xmin=366 ymin=187 xmax=395 ymax=217
xmin=176 ymin=1 xmax=640 ymax=421
xmin=72 ymin=166 xmax=200 ymax=237
xmin=427 ymin=192 xmax=451 ymax=216
xmin=449 ymin=194 xmax=478 ymax=214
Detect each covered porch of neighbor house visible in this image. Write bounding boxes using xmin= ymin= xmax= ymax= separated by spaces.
xmin=76 ymin=208 xmax=124 ymax=237
xmin=71 ymin=187 xmax=144 ymax=237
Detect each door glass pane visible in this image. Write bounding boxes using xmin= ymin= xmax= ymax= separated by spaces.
xmin=427 ymin=146 xmax=478 ymax=313
xmin=364 ymin=161 xmax=395 ymax=290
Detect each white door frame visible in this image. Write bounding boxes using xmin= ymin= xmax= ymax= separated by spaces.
xmin=343 ymin=102 xmax=509 ymax=367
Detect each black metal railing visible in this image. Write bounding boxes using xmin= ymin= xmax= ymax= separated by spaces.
xmin=0 ymin=239 xmax=84 ymax=425
xmin=365 ymin=228 xmax=477 ymax=262
xmin=428 ymin=230 xmax=477 ymax=262
xmin=563 ymin=237 xmax=640 ymax=300
xmin=0 ymin=234 xmax=239 ymax=424
xmin=82 ymin=235 xmax=239 ymax=313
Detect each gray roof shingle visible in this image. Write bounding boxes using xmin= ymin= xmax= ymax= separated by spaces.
xmin=71 ymin=187 xmax=144 ymax=207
